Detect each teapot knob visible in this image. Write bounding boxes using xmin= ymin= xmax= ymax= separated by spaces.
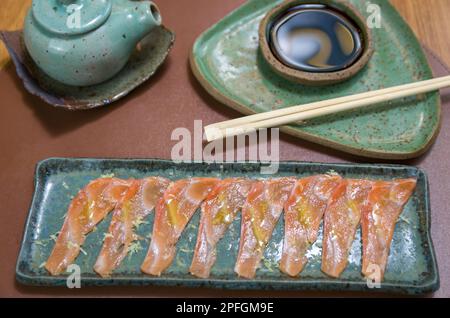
xmin=31 ymin=0 xmax=112 ymax=35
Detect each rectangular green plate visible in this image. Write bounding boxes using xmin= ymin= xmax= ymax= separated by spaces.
xmin=190 ymin=0 xmax=441 ymax=160
xmin=16 ymin=158 xmax=439 ymax=295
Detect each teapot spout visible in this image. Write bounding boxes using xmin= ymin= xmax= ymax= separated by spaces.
xmin=132 ymin=1 xmax=162 ymax=40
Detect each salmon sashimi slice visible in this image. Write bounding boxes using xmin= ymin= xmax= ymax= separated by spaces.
xmin=141 ymin=177 xmax=220 ymax=276
xmin=190 ymin=178 xmax=254 ymax=278
xmin=45 ymin=178 xmax=132 ymax=276
xmin=321 ymin=179 xmax=373 ymax=278
xmin=94 ymin=177 xmax=170 ymax=277
xmin=280 ymin=174 xmax=342 ymax=277
xmin=235 ymin=177 xmax=296 ymax=279
xmin=361 ymin=178 xmax=417 ymax=281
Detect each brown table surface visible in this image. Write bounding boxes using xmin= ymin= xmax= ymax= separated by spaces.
xmin=1 ymin=0 xmax=450 ymax=298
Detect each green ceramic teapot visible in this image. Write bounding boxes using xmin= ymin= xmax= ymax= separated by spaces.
xmin=23 ymin=0 xmax=162 ymax=86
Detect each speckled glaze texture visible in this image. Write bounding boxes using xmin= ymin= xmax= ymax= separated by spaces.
xmin=24 ymin=0 xmax=162 ymax=86
xmin=16 ymin=158 xmax=439 ymax=295
xmin=190 ymin=0 xmax=441 ymax=160
xmin=259 ymin=0 xmax=374 ymax=85
xmin=0 ymin=28 xmax=174 ymax=110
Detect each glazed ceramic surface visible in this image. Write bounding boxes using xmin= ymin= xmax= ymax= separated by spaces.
xmin=0 ymin=28 xmax=174 ymax=110
xmin=259 ymin=0 xmax=374 ymax=85
xmin=190 ymin=0 xmax=441 ymax=159
xmin=24 ymin=0 xmax=162 ymax=86
xmin=16 ymin=158 xmax=439 ymax=295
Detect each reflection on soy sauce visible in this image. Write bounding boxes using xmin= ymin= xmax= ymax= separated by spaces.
xmin=269 ymin=4 xmax=364 ymax=73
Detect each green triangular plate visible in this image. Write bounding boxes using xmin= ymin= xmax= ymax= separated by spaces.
xmin=190 ymin=0 xmax=441 ymax=159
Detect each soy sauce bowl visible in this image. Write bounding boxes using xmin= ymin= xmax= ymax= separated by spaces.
xmin=259 ymin=0 xmax=374 ymax=86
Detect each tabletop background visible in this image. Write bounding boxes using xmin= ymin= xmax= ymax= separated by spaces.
xmin=3 ymin=0 xmax=450 ymax=68
xmin=1 ymin=0 xmax=450 ymax=298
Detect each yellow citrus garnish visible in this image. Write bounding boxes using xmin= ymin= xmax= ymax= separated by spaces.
xmin=79 ymin=199 xmax=91 ymax=222
xmin=120 ymin=200 xmax=132 ymax=222
xmin=296 ymin=199 xmax=312 ymax=227
xmin=213 ymin=205 xmax=232 ymax=225
xmin=167 ymin=198 xmax=179 ymax=226
xmin=250 ymin=202 xmax=268 ymax=248
xmin=346 ymin=200 xmax=361 ymax=226
xmin=346 ymin=200 xmax=359 ymax=214
xmin=213 ymin=193 xmax=234 ymax=225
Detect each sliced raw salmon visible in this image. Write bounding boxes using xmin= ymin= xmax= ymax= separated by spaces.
xmin=235 ymin=177 xmax=296 ymax=279
xmin=190 ymin=178 xmax=254 ymax=278
xmin=141 ymin=178 xmax=219 ymax=276
xmin=280 ymin=174 xmax=341 ymax=277
xmin=94 ymin=177 xmax=170 ymax=277
xmin=45 ymin=178 xmax=131 ymax=276
xmin=321 ymin=179 xmax=373 ymax=278
xmin=361 ymin=178 xmax=417 ymax=281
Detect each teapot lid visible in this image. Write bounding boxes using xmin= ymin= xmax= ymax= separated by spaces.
xmin=32 ymin=0 xmax=112 ymax=35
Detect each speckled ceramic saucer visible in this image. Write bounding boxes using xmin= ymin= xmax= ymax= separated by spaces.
xmin=190 ymin=0 xmax=441 ymax=160
xmin=0 ymin=26 xmax=175 ymax=110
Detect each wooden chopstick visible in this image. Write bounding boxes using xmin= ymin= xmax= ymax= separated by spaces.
xmin=207 ymin=75 xmax=450 ymax=130
xmin=205 ymin=75 xmax=450 ymax=142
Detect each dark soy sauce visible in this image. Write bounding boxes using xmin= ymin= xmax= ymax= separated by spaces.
xmin=269 ymin=4 xmax=363 ymax=73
